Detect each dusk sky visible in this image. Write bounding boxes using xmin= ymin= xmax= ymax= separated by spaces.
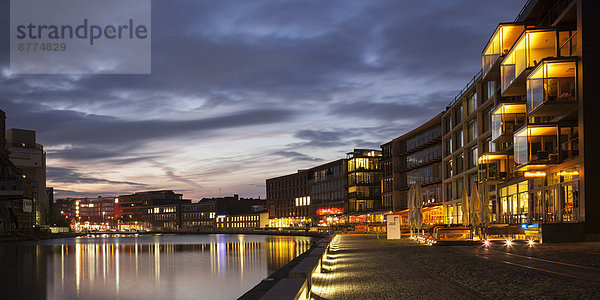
xmin=1 ymin=0 xmax=525 ymax=200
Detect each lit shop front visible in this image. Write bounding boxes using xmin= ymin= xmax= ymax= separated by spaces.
xmin=392 ymin=204 xmax=444 ymax=229
xmin=315 ymin=207 xmax=345 ymax=227
xmin=527 ymin=169 xmax=580 ymax=224
xmin=72 ymin=221 xmax=113 ymax=232
xmin=267 ymin=217 xmax=311 ymax=228
xmin=496 ymin=169 xmax=580 ymax=225
xmin=348 ymin=210 xmax=391 ymax=232
xmin=117 ymin=222 xmax=144 ymax=231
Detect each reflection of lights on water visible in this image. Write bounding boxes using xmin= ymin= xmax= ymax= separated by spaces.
xmin=56 ymin=235 xmax=314 ymax=298
xmin=135 ymin=243 xmax=139 ymax=277
xmin=76 ymin=243 xmax=81 ymax=297
xmin=239 ymin=236 xmax=245 ymax=277
xmin=61 ymin=245 xmax=65 ymax=290
xmin=218 ymin=239 xmax=226 ymax=276
xmin=154 ymin=242 xmax=160 ymax=285
xmin=116 ymin=244 xmax=120 ymax=296
xmin=102 ymin=243 xmax=106 ymax=281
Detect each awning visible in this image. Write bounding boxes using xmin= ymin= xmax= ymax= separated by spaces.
xmin=345 ymin=210 xmax=392 ymax=217
xmin=391 ymin=204 xmax=443 ymax=215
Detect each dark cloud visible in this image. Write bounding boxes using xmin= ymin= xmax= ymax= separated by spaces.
xmin=53 ymin=189 xmax=109 ymax=199
xmin=292 ymin=129 xmax=350 ymax=148
xmin=2 ymin=97 xmax=298 ymax=147
xmin=47 ymin=166 xmax=148 ymax=187
xmin=272 ymin=150 xmax=323 ymax=162
xmin=149 ymin=161 xmax=203 ymax=189
xmin=349 ymin=140 xmax=382 ymax=150
xmin=327 ymin=91 xmax=451 ymax=122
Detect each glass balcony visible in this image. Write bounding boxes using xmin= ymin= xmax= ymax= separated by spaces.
xmin=527 ymin=58 xmax=577 ymax=117
xmin=514 ymin=124 xmax=560 ymax=170
xmin=491 ymin=103 xmax=526 ymax=143
xmin=500 ymin=29 xmax=572 ymax=97
xmin=482 ymin=24 xmax=525 ymax=79
xmin=478 ymin=153 xmax=512 ymax=182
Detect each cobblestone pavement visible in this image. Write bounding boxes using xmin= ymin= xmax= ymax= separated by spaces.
xmin=310 ymin=234 xmax=600 ymax=299
xmin=487 ymin=241 xmax=600 ymax=268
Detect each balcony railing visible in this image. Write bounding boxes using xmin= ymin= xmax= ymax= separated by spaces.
xmin=500 ymin=29 xmax=574 ymax=97
xmin=527 ymin=58 xmax=577 ymax=116
xmin=482 ymin=23 xmax=525 ymax=78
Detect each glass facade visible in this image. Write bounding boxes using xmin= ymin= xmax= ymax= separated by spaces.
xmin=491 ymin=103 xmax=526 ymax=142
xmin=347 ymin=150 xmax=382 ymax=212
xmin=527 ymin=60 xmax=576 ymax=115
xmin=478 ymin=154 xmax=509 ymax=182
xmin=501 ymin=30 xmax=564 ymax=94
xmin=482 ymin=24 xmax=525 ymax=77
xmin=498 ymin=181 xmax=528 ymax=224
xmin=514 ymin=125 xmax=560 ymax=167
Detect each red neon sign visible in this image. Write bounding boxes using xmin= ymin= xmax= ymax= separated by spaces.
xmin=317 ymin=208 xmax=344 ymax=215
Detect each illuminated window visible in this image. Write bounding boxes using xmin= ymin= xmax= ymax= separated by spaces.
xmin=482 ymin=24 xmax=525 ymax=77
xmin=527 ymin=59 xmax=576 ymax=115
xmin=500 ymin=29 xmax=572 ymax=95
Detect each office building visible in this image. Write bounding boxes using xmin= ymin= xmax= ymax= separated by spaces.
xmin=0 ymin=111 xmax=34 ymax=231
xmin=216 ymin=211 xmax=269 ymax=229
xmin=115 ymin=190 xmax=188 ymax=230
xmin=346 ymin=149 xmax=382 ymax=213
xmin=307 ymin=159 xmax=347 ymax=227
xmin=181 ymin=200 xmax=216 ymax=230
xmin=6 ymin=129 xmax=47 ymax=226
xmin=266 ymin=170 xmax=311 ymax=228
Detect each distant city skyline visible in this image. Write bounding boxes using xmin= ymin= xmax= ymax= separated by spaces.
xmin=0 ymin=0 xmax=524 ymax=200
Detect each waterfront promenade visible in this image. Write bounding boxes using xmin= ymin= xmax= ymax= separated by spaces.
xmin=311 ymin=234 xmax=600 ymax=299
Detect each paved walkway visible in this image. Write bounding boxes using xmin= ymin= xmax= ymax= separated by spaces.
xmin=310 ymin=234 xmax=600 ymax=299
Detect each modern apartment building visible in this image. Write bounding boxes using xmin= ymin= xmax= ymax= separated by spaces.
xmin=438 ymin=0 xmax=598 ymax=241
xmin=383 ymin=113 xmax=443 ymax=211
xmin=441 ymin=73 xmax=496 ymax=224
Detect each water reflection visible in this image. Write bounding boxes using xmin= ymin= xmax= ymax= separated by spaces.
xmin=0 ymin=234 xmax=314 ymax=300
